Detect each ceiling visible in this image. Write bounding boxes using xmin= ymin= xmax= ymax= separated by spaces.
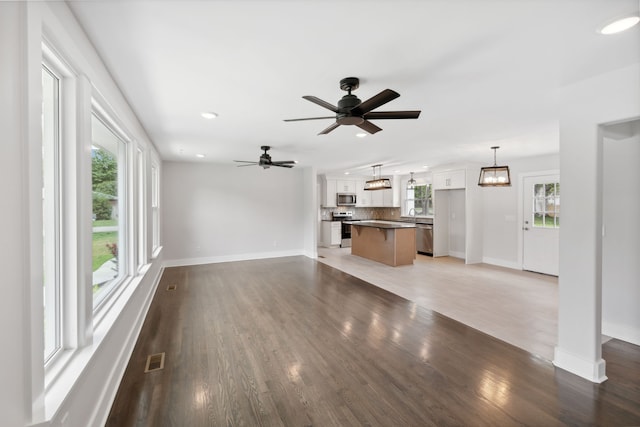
xmin=67 ymin=0 xmax=640 ymax=176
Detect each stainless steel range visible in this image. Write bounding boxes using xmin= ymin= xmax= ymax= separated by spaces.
xmin=332 ymin=211 xmax=357 ymax=248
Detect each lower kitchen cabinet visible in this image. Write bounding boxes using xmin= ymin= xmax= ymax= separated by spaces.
xmin=321 ymin=221 xmax=341 ymax=247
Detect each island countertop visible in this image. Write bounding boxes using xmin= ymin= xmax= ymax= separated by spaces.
xmin=347 ymin=220 xmax=416 ymax=229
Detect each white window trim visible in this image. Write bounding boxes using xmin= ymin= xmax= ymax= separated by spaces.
xmin=90 ymin=98 xmax=132 ymax=316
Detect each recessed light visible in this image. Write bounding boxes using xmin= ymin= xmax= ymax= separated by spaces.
xmin=599 ymin=15 xmax=640 ymax=34
xmin=201 ymin=112 xmax=218 ymax=119
xmin=356 ymin=133 xmax=367 ymax=138
xmin=196 ymin=153 xmax=205 ymax=158
xmin=394 ymin=170 xmax=400 ymax=173
xmin=422 ymin=165 xmax=429 ymax=169
xmin=344 ymin=172 xmax=350 ymax=175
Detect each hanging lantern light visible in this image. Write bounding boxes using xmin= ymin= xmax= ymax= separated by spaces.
xmin=407 ymin=172 xmax=416 ymax=190
xmin=478 ymin=146 xmax=511 ymax=187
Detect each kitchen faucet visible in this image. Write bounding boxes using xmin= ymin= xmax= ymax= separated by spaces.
xmin=408 ymin=208 xmax=417 ymax=222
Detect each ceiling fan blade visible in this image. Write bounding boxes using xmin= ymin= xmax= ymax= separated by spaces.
xmin=364 ymin=110 xmax=421 ymax=120
xmin=236 ymin=163 xmax=257 ymax=167
xmin=272 ymin=163 xmax=294 ymax=168
xmin=318 ymin=122 xmax=341 ymax=135
xmin=234 ymin=160 xmax=258 ymax=163
xmin=284 ymin=116 xmax=336 ymax=122
xmin=271 ymin=160 xmax=296 ymax=165
xmin=356 ymin=120 xmax=383 ymax=134
xmin=302 ymin=95 xmax=339 ymax=112
xmin=351 ymin=89 xmax=400 ymax=115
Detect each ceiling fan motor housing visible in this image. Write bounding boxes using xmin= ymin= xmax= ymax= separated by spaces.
xmin=337 ymin=94 xmax=364 ymax=125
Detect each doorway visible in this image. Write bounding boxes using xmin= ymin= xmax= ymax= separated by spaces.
xmin=522 ymin=174 xmax=560 ymax=276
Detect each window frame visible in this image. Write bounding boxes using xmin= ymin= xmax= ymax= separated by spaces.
xmin=90 ymin=102 xmax=131 ymax=313
xmin=41 ymin=62 xmax=63 ymax=365
xmin=403 ymin=179 xmax=433 ymax=218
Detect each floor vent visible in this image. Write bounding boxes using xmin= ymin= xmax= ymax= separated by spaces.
xmin=144 ymin=352 xmax=165 ymax=373
xmin=166 ymin=284 xmax=177 ymax=291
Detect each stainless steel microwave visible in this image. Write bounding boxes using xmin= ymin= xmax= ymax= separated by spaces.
xmin=337 ymin=193 xmax=356 ymax=206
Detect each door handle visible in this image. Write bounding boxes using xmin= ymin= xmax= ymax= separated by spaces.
xmin=523 ymin=227 xmax=529 ymax=231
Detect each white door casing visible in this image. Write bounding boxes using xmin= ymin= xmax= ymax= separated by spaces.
xmin=523 ymin=174 xmax=560 ymax=276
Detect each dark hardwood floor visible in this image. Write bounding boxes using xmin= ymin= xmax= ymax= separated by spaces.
xmin=106 ymin=256 xmax=640 ymax=426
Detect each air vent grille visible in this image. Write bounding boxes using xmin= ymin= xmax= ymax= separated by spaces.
xmin=144 ymin=352 xmax=165 ymax=373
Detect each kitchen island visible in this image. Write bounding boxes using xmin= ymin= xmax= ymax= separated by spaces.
xmin=349 ymin=220 xmax=416 ymax=266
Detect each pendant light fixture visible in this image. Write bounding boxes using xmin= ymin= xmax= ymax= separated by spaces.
xmin=364 ymin=164 xmax=391 ymax=191
xmin=478 ymin=146 xmax=511 ymax=187
xmin=407 ymin=172 xmax=416 ymax=190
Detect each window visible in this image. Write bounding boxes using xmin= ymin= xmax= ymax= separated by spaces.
xmin=151 ymin=162 xmax=160 ymax=254
xmin=406 ymin=184 xmax=433 ymax=217
xmin=42 ymin=65 xmax=62 ymax=362
xmin=533 ymin=182 xmax=560 ymax=228
xmin=91 ymin=113 xmax=127 ymax=308
xmin=137 ymin=147 xmax=146 ymax=269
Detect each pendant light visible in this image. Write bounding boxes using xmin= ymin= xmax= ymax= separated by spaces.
xmin=364 ymin=164 xmax=391 ymax=191
xmin=407 ymin=172 xmax=416 ymax=190
xmin=478 ymin=146 xmax=511 ymax=187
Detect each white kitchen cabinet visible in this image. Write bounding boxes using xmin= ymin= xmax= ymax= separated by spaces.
xmin=355 ymin=178 xmax=370 ymax=206
xmin=321 ymin=178 xmax=337 ymax=207
xmin=321 ymin=221 xmax=341 ymax=247
xmin=336 ymin=179 xmax=356 ymax=193
xmin=433 ymin=169 xmax=466 ymax=190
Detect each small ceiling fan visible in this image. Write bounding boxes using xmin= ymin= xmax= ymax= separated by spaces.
xmin=234 ymin=146 xmax=296 ymax=169
xmin=284 ymin=77 xmax=421 ymax=135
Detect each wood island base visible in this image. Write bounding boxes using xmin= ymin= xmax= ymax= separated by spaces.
xmin=351 ymin=221 xmax=416 ymax=266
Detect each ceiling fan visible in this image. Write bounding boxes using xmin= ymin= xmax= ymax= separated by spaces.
xmin=284 ymin=77 xmax=421 ymax=135
xmin=234 ymin=146 xmax=296 ymax=169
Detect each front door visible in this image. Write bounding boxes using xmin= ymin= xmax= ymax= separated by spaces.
xmin=523 ymin=174 xmax=560 ymax=276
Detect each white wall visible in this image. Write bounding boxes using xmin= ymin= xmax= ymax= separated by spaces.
xmin=602 ymin=121 xmax=640 ymax=345
xmin=554 ymin=63 xmax=640 ymax=383
xmin=162 ymin=162 xmax=309 ymax=264
xmin=482 ymin=154 xmax=559 ymax=268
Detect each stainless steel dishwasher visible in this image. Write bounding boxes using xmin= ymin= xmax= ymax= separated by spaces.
xmin=416 ymin=223 xmax=433 ymax=255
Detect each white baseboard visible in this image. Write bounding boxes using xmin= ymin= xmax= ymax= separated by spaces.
xmin=602 ymin=321 xmax=640 ymax=346
xmin=553 ymin=347 xmax=608 ymax=383
xmin=481 ymin=256 xmax=521 ymax=270
xmin=91 ymin=263 xmax=165 ymax=427
xmin=449 ymin=250 xmax=465 ymax=259
xmin=163 ymin=249 xmax=306 ymax=268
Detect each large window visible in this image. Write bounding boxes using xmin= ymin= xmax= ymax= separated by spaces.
xmin=42 ymin=65 xmax=61 ymax=362
xmin=91 ymin=113 xmax=127 ymax=308
xmin=406 ymin=184 xmax=433 ymax=217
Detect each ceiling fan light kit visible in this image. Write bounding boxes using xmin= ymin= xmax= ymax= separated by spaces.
xmin=478 ymin=146 xmax=511 ymax=187
xmin=364 ymin=164 xmax=392 ymax=191
xmin=284 ymin=77 xmax=421 ymax=135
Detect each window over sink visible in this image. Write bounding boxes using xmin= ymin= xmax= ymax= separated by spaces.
xmin=405 ymin=183 xmax=433 ymax=217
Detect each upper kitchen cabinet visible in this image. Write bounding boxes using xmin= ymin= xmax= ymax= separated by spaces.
xmin=321 ymin=174 xmax=400 ymax=208
xmin=320 ymin=176 xmax=337 ymax=207
xmin=433 ymin=169 xmax=466 ymax=190
xmin=336 ymin=180 xmax=356 ymax=193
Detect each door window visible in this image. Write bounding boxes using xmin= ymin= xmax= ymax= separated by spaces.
xmin=532 ymin=182 xmax=560 ymax=228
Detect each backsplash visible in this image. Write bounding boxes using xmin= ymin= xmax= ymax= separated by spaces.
xmin=320 ymin=207 xmax=401 ymax=221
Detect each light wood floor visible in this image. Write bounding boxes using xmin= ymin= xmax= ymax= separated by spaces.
xmin=107 ymin=257 xmax=640 ymax=426
xmin=317 ymin=247 xmax=558 ymax=359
